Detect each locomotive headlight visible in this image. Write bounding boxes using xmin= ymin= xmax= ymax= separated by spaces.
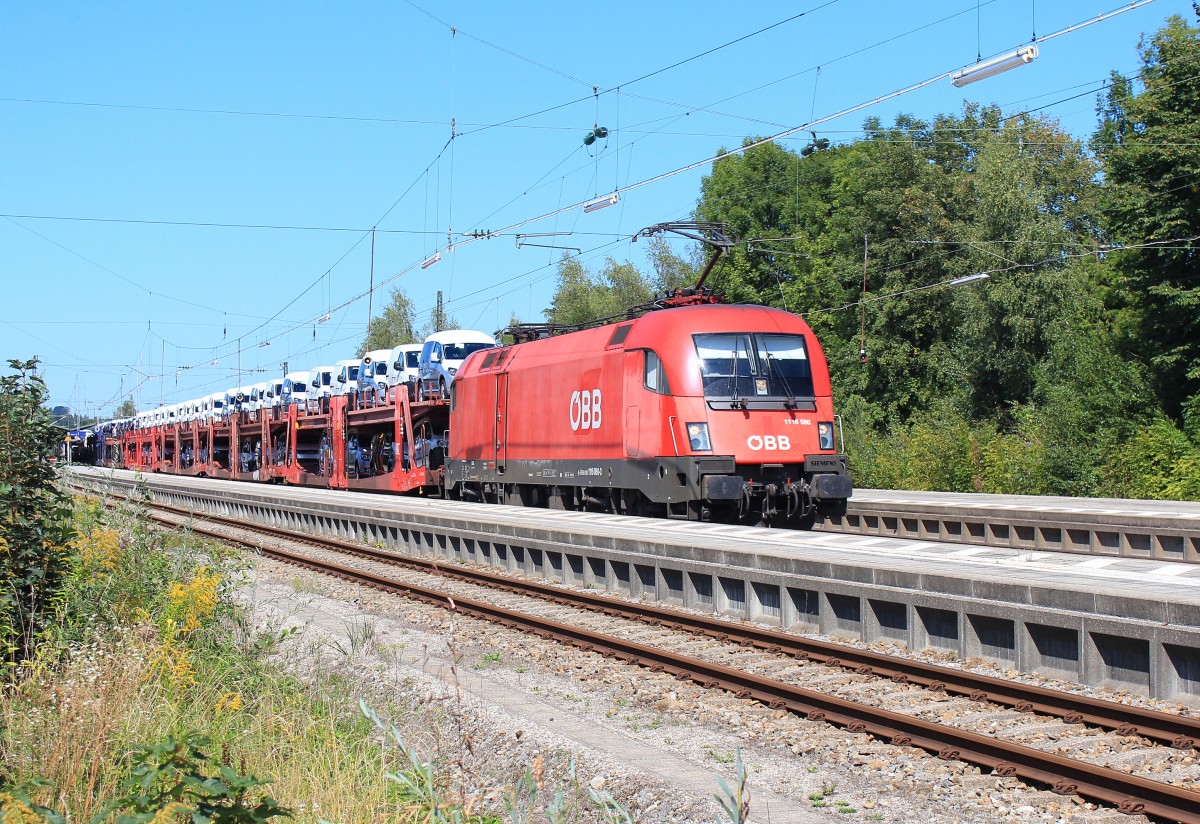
xmin=686 ymin=422 xmax=712 ymax=451
xmin=818 ymin=421 xmax=835 ymax=450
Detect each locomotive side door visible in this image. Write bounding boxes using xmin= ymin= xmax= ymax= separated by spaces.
xmin=622 ymin=349 xmax=673 ymax=460
xmin=622 ymin=351 xmax=643 ymax=458
xmin=493 ymin=371 xmax=509 ymax=472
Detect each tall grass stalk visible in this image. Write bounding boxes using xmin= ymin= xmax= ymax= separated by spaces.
xmin=2 ymin=492 xmax=640 ymax=823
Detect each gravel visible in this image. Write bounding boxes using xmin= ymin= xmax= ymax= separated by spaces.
xmin=240 ymin=553 xmax=1152 ymax=824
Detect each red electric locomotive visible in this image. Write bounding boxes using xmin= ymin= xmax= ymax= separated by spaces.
xmin=447 ymin=294 xmax=852 ymax=524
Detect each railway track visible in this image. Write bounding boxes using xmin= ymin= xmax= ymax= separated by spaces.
xmin=85 ymin=486 xmax=1200 ymax=822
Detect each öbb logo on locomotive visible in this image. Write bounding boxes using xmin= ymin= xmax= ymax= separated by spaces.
xmin=746 ymin=434 xmax=791 ymax=451
xmin=569 ymin=388 xmax=602 ymax=431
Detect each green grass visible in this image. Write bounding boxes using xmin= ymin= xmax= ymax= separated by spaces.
xmin=1 ymin=497 xmax=401 ymax=822
xmin=1 ymin=492 xmax=640 ymax=823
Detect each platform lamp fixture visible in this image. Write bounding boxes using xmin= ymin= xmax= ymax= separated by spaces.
xmin=951 ymin=44 xmax=1038 ymax=87
xmin=582 ymin=193 xmax=618 ymax=213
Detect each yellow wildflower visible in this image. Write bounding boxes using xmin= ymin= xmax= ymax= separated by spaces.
xmin=76 ymin=528 xmax=121 ymax=571
xmin=147 ymin=622 xmax=196 ymax=690
xmin=0 ymin=792 xmax=46 ymax=824
xmin=215 ymin=691 xmax=244 ymax=713
xmin=166 ymin=566 xmax=221 ymax=632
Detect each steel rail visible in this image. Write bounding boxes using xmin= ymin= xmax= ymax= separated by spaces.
xmin=126 ymin=495 xmax=1200 ymax=752
xmin=146 ymin=506 xmax=1200 ymax=822
xmin=76 ymin=477 xmax=1200 ymax=747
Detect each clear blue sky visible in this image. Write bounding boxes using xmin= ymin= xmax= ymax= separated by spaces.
xmin=1 ymin=0 xmax=1189 ymax=416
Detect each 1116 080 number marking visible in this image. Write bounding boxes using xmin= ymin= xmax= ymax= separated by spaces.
xmin=570 ymin=389 xmax=602 ymax=431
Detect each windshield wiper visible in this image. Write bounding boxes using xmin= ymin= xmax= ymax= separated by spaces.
xmin=729 ymin=337 xmax=746 ymax=409
xmin=762 ymin=343 xmax=796 ymax=409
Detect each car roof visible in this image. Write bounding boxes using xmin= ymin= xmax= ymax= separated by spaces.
xmin=423 ymin=329 xmax=496 ymax=345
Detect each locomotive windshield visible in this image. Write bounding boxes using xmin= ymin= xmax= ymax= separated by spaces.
xmin=694 ymin=333 xmax=815 ymax=399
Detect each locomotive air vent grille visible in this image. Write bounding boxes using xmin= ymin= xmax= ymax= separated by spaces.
xmin=607 ymin=324 xmax=633 ymax=348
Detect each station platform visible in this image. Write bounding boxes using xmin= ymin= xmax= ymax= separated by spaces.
xmin=828 ymin=488 xmax=1200 ymax=561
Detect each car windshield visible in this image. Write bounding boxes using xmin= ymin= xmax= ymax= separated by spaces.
xmin=694 ymin=333 xmax=814 ymax=398
xmin=346 ymin=366 xmax=359 ymax=381
xmin=406 ymin=351 xmax=420 ymax=368
xmin=443 ymin=342 xmax=493 ymax=361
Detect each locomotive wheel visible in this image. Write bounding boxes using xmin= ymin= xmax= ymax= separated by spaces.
xmin=547 ymin=486 xmax=574 ymax=510
xmin=518 ymin=484 xmax=547 ymax=508
xmin=623 ymin=490 xmax=665 ymax=518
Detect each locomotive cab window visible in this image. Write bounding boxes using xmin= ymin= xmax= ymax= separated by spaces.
xmin=694 ymin=333 xmax=815 ymax=399
xmin=642 ymin=350 xmax=671 ymax=395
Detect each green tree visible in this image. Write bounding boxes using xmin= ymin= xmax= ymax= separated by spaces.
xmin=359 ymin=288 xmax=417 ymax=355
xmin=116 ymin=398 xmax=137 ymax=418
xmin=0 ymin=359 xmax=75 ymax=667
xmin=546 ymin=255 xmax=604 ymax=326
xmin=1094 ymin=10 xmax=1200 ymax=422
xmin=696 ymin=107 xmax=1105 ymax=424
xmin=545 ymin=254 xmax=655 ymax=327
xmin=645 ymin=236 xmax=698 ymax=292
xmin=416 ymin=310 xmax=459 ymax=340
xmin=693 ymin=105 xmax=1138 ymax=495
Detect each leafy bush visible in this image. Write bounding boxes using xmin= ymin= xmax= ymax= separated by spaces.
xmin=866 ymin=402 xmax=982 ymax=492
xmin=1099 ymin=417 xmax=1200 ymax=500
xmin=978 ymin=411 xmax=1045 ymax=496
xmin=96 ymin=734 xmax=291 ymax=823
xmin=0 ymin=358 xmax=75 ymax=669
